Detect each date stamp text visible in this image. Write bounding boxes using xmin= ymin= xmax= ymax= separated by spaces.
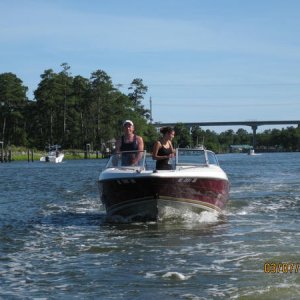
xmin=264 ymin=262 xmax=300 ymax=273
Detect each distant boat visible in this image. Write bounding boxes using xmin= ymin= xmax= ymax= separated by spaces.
xmin=40 ymin=145 xmax=64 ymax=163
xmin=248 ymin=149 xmax=255 ymax=155
xmin=248 ymin=149 xmax=261 ymax=156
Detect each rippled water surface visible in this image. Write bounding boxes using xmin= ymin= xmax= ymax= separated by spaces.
xmin=1 ymin=153 xmax=300 ymax=299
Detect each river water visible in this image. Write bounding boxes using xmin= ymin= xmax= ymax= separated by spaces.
xmin=1 ymin=153 xmax=300 ymax=299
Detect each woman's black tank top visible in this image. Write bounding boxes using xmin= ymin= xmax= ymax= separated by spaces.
xmin=156 ymin=145 xmax=173 ymax=170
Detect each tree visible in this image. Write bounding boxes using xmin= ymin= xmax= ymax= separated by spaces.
xmin=219 ymin=129 xmax=235 ymax=147
xmin=128 ymin=78 xmax=150 ymax=119
xmin=89 ymin=70 xmax=115 ymax=149
xmin=23 ymin=100 xmax=39 ymax=147
xmin=269 ymin=129 xmax=282 ymax=149
xmin=203 ymin=129 xmax=220 ymax=153
xmin=72 ymin=75 xmax=91 ymax=148
xmin=280 ymin=126 xmax=300 ymax=151
xmin=173 ymin=123 xmax=191 ymax=148
xmin=191 ymin=126 xmax=206 ymax=146
xmin=235 ymin=128 xmax=251 ymax=145
xmin=256 ymin=129 xmax=272 ymax=149
xmin=34 ymin=69 xmax=59 ymax=146
xmin=34 ymin=65 xmax=75 ymax=148
xmin=0 ymin=72 xmax=28 ymax=145
xmin=58 ymin=63 xmax=73 ymax=145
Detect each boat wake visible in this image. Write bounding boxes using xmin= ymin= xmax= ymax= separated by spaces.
xmin=158 ymin=206 xmax=220 ymax=224
xmin=104 ymin=207 xmax=221 ymax=226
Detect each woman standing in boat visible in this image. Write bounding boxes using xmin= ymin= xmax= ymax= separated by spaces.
xmin=152 ymin=126 xmax=175 ymax=170
xmin=115 ymin=120 xmax=144 ymax=165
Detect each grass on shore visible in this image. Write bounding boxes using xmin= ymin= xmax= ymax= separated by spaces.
xmin=1 ymin=147 xmax=107 ymax=162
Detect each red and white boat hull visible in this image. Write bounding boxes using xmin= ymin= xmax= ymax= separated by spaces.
xmin=98 ymin=167 xmax=229 ymax=221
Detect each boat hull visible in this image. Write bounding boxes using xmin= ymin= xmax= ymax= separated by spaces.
xmin=40 ymin=154 xmax=64 ymax=163
xmin=98 ymin=174 xmax=229 ymax=221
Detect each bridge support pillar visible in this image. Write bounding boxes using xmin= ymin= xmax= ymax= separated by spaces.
xmin=251 ymin=125 xmax=257 ymax=150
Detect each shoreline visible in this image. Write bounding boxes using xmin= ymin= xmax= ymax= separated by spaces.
xmin=0 ymin=149 xmax=109 ymax=162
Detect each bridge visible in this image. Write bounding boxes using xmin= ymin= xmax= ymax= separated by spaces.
xmin=154 ymin=120 xmax=300 ymax=149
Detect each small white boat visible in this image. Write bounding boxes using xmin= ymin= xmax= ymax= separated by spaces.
xmin=248 ymin=149 xmax=255 ymax=155
xmin=248 ymin=149 xmax=261 ymax=156
xmin=40 ymin=145 xmax=64 ymax=163
xmin=98 ymin=147 xmax=230 ymax=222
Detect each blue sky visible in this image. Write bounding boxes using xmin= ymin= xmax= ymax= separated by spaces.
xmin=1 ymin=0 xmax=300 ymax=132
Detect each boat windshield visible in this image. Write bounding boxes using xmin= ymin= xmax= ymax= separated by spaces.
xmin=48 ymin=144 xmax=61 ymax=152
xmin=176 ymin=148 xmax=219 ymax=166
xmin=206 ymin=150 xmax=219 ymax=165
xmin=105 ymin=151 xmax=147 ymax=169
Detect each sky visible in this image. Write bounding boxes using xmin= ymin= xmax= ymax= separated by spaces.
xmin=1 ymin=0 xmax=300 ymax=133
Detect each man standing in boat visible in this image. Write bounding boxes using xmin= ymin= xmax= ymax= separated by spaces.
xmin=115 ymin=120 xmax=144 ymax=166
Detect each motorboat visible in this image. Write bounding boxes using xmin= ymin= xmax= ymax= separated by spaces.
xmin=98 ymin=147 xmax=230 ymax=222
xmin=247 ymin=149 xmax=261 ymax=156
xmin=248 ymin=149 xmax=255 ymax=155
xmin=40 ymin=145 xmax=64 ymax=163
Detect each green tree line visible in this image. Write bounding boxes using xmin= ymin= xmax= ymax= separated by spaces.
xmin=1 ymin=63 xmax=299 ymax=153
xmin=0 ymin=63 xmax=158 ymax=151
